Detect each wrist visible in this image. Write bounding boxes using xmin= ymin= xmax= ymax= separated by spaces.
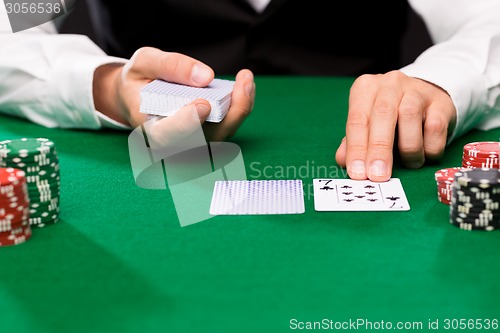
xmin=93 ymin=63 xmax=128 ymax=125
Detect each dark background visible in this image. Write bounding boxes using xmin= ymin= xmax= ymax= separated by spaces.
xmin=58 ymin=0 xmax=433 ymax=68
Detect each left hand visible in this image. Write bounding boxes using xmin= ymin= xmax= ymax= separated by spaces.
xmin=335 ymin=70 xmax=456 ymax=182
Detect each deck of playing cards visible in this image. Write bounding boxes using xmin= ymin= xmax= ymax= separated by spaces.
xmin=140 ymin=78 xmax=235 ymax=123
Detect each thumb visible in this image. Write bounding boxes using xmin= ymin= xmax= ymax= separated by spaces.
xmin=126 ymin=47 xmax=214 ymax=87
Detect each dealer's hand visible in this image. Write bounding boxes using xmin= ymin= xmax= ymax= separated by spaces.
xmin=93 ymin=46 xmax=255 ymax=146
xmin=335 ymin=71 xmax=456 ymax=182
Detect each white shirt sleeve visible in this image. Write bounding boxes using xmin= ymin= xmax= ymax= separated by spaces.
xmin=0 ymin=17 xmax=130 ymax=130
xmin=401 ymin=0 xmax=500 ymax=142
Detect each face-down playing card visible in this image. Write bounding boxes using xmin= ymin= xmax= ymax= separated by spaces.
xmin=210 ymin=180 xmax=305 ymax=215
xmin=313 ymin=178 xmax=410 ymax=211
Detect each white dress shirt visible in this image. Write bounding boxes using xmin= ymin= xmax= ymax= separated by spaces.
xmin=0 ymin=0 xmax=499 ymax=142
xmin=247 ymin=0 xmax=271 ymax=13
xmin=400 ymin=0 xmax=500 ymax=142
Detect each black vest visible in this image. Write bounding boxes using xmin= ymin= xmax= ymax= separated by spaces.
xmin=86 ymin=0 xmax=409 ymax=76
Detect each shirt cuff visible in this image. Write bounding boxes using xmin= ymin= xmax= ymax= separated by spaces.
xmin=96 ymin=110 xmax=133 ymax=130
xmin=47 ymin=39 xmax=128 ymax=129
xmin=400 ymin=61 xmax=488 ymax=144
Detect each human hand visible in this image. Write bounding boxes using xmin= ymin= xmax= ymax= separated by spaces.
xmin=335 ymin=71 xmax=456 ymax=182
xmin=93 ymin=47 xmax=255 ymax=145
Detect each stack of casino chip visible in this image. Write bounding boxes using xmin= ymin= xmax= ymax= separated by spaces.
xmin=462 ymin=141 xmax=500 ymax=169
xmin=434 ymin=167 xmax=471 ymax=205
xmin=0 ymin=167 xmax=32 ymax=246
xmin=0 ymin=138 xmax=60 ymax=228
xmin=449 ymin=168 xmax=500 ymax=231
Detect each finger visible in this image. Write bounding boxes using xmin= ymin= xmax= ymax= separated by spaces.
xmin=345 ymin=75 xmax=378 ymax=180
xmin=335 ymin=136 xmax=347 ymax=167
xmin=422 ymin=102 xmax=450 ymax=161
xmin=227 ymin=69 xmax=256 ymax=138
xmin=144 ymin=99 xmax=211 ymax=150
xmin=396 ymin=91 xmax=426 ymax=169
xmin=126 ymin=47 xmax=214 ymax=87
xmin=204 ymin=69 xmax=255 ymax=141
xmin=364 ymin=79 xmax=401 ymax=182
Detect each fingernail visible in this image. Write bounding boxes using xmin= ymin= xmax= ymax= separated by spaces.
xmin=245 ymin=82 xmax=255 ymax=97
xmin=369 ymin=160 xmax=387 ymax=177
xmin=244 ymin=72 xmax=254 ymax=80
xmin=195 ymin=103 xmax=210 ymax=118
xmin=191 ymin=64 xmax=212 ymax=85
xmin=349 ymin=160 xmax=365 ymax=175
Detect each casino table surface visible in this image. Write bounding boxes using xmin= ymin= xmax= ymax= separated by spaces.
xmin=1 ymin=76 xmax=499 ymax=333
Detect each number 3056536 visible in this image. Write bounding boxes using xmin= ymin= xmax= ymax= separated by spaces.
xmin=443 ymin=318 xmax=498 ymax=330
xmin=5 ymin=2 xmax=62 ymax=14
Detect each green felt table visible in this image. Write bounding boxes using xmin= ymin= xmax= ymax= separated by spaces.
xmin=1 ymin=76 xmax=499 ymax=333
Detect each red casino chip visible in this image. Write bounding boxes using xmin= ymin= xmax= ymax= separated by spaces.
xmin=0 ymin=167 xmax=26 ymax=186
xmin=0 ymin=191 xmax=29 ymax=206
xmin=434 ymin=167 xmax=470 ymax=183
xmin=462 ymin=159 xmax=500 ymax=169
xmin=0 ymin=223 xmax=32 ymax=247
xmin=434 ymin=167 xmax=471 ymax=205
xmin=463 ymin=141 xmax=500 ymax=158
xmin=0 ymin=167 xmax=31 ymax=245
xmin=0 ymin=217 xmax=29 ymax=233
xmin=438 ymin=196 xmax=451 ymax=203
xmin=463 ymin=154 xmax=500 ymax=162
xmin=0 ymin=206 xmax=29 ymax=219
xmin=463 ymin=152 xmax=499 ymax=161
xmin=462 ymin=157 xmax=500 ymax=165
